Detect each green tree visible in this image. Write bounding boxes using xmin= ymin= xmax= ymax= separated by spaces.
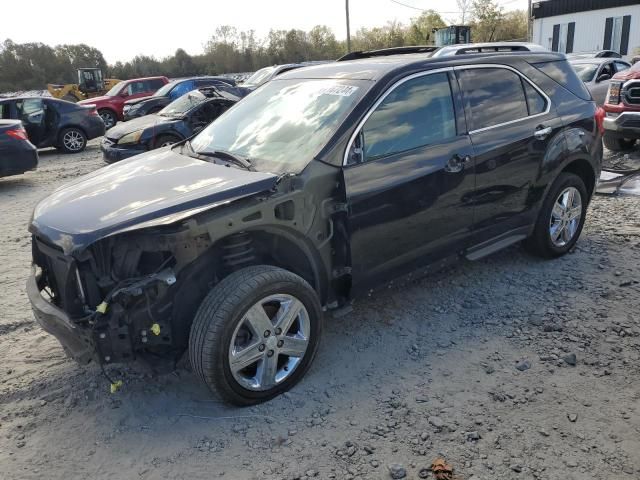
xmin=471 ymin=0 xmax=503 ymax=42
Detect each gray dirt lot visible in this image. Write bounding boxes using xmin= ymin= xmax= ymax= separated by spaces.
xmin=1 ymin=141 xmax=639 ymax=480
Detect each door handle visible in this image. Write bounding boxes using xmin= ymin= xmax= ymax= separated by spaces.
xmin=534 ymin=126 xmax=553 ymax=140
xmin=444 ymin=154 xmax=471 ymax=173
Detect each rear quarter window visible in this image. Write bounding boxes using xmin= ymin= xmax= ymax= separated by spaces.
xmin=532 ymin=60 xmax=592 ymax=101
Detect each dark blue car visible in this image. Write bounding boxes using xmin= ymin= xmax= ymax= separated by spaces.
xmin=122 ymin=76 xmax=247 ymax=120
xmin=102 ymin=87 xmax=239 ymax=163
xmin=0 ymin=97 xmax=105 ymax=153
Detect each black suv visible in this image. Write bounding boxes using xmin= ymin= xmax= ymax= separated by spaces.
xmin=27 ymin=48 xmax=602 ymax=405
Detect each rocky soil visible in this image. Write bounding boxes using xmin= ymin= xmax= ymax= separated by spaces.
xmin=1 ymin=142 xmax=639 ymax=480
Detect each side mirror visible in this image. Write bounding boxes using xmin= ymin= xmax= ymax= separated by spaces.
xmin=597 ymin=74 xmax=611 ymax=83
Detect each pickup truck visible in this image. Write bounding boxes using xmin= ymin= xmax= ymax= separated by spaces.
xmin=602 ymin=62 xmax=640 ymax=150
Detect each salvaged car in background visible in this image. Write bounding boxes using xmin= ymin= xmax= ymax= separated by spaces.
xmin=0 ymin=97 xmax=104 ymax=153
xmin=602 ymin=61 xmax=640 ymax=151
xmin=102 ymin=87 xmax=239 ymax=162
xmin=0 ymin=120 xmax=38 ymax=177
xmin=27 ymin=48 xmax=602 ymax=405
xmin=77 ymin=76 xmax=169 ymax=129
xmin=123 ymin=76 xmax=242 ymax=121
xmin=569 ymin=57 xmax=630 ymax=105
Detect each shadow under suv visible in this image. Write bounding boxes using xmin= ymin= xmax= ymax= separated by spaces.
xmin=27 ymin=47 xmax=602 ymax=405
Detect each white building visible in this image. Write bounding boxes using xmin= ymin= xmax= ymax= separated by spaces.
xmin=532 ymin=0 xmax=640 ymax=59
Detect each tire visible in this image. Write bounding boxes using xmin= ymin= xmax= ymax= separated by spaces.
xmin=524 ymin=172 xmax=588 ymax=258
xmin=154 ymin=134 xmax=181 ymax=149
xmin=58 ymin=127 xmax=87 ymax=153
xmin=98 ymin=109 xmax=117 ymax=130
xmin=189 ymin=265 xmax=323 ymax=406
xmin=603 ymin=134 xmax=636 ymax=151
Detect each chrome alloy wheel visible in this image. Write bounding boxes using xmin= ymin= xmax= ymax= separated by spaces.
xmin=228 ymin=294 xmax=310 ymax=391
xmin=549 ymin=186 xmax=582 ymax=247
xmin=63 ymin=130 xmax=85 ymax=152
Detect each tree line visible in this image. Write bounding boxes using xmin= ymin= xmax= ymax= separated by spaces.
xmin=0 ymin=0 xmax=527 ymax=92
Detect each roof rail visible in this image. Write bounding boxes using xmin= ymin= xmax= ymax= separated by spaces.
xmin=337 ymin=45 xmax=438 ymax=62
xmin=455 ymin=45 xmax=530 ymax=55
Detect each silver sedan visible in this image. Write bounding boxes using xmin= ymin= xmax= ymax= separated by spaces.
xmin=569 ymin=58 xmax=631 ymax=105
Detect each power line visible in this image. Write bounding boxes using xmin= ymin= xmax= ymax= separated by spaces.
xmin=389 ymin=0 xmax=461 ymax=14
xmin=390 ymin=0 xmax=525 ymax=13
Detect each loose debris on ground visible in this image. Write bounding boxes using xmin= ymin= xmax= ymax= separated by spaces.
xmin=0 ymin=142 xmax=639 ymax=479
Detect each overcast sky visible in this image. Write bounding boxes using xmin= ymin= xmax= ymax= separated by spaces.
xmin=3 ymin=0 xmax=527 ymax=63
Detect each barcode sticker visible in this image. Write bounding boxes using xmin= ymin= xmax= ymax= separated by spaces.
xmin=319 ymin=85 xmax=359 ymax=97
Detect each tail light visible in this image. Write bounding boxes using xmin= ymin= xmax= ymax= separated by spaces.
xmin=607 ymin=81 xmax=623 ymax=105
xmin=6 ymin=127 xmax=29 ymax=141
xmin=595 ymin=107 xmax=605 ymax=135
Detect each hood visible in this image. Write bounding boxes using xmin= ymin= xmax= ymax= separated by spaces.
xmin=30 ymin=149 xmax=278 ymax=254
xmin=125 ymin=95 xmax=153 ymax=106
xmin=613 ymin=69 xmax=640 ymax=81
xmin=106 ymin=114 xmax=175 ymax=139
xmin=78 ymin=95 xmax=112 ymax=105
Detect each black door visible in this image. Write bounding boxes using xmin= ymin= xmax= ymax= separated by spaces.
xmin=15 ymin=98 xmax=46 ymax=147
xmin=456 ymin=66 xmax=564 ymax=245
xmin=343 ymin=70 xmax=475 ymax=289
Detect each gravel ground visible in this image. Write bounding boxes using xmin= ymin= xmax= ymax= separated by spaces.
xmin=1 ymin=141 xmax=639 ymax=480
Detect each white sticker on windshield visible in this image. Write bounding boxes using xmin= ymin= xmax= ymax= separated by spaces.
xmin=319 ymin=85 xmax=359 ymax=97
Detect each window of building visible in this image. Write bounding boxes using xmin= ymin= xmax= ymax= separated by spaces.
xmin=604 ymin=15 xmax=631 ymax=55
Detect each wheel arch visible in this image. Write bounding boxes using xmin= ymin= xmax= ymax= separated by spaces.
xmin=169 ymin=225 xmax=329 ymax=348
xmin=560 ymin=157 xmax=597 ymax=199
xmin=57 ymin=124 xmax=87 ymax=147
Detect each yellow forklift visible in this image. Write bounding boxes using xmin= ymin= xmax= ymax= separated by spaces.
xmin=47 ymin=68 xmax=121 ymax=102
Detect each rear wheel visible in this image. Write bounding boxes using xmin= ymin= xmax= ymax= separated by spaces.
xmin=524 ymin=172 xmax=587 ymax=258
xmin=98 ymin=109 xmax=117 ymax=130
xmin=189 ymin=265 xmax=323 ymax=405
xmin=603 ymin=134 xmax=636 ymax=151
xmin=58 ymin=127 xmax=87 ymax=153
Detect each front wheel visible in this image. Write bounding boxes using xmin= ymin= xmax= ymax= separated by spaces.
xmin=189 ymin=265 xmax=323 ymax=405
xmin=524 ymin=172 xmax=588 ymax=258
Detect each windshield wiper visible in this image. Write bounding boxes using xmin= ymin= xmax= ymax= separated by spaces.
xmin=194 ymin=148 xmax=254 ymax=171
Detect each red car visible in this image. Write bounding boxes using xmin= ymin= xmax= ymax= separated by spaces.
xmin=78 ymin=76 xmax=168 ymax=130
xmin=602 ymin=62 xmax=640 ymax=151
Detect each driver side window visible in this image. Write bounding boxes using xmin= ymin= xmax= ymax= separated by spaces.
xmin=358 ymin=72 xmax=456 ymax=162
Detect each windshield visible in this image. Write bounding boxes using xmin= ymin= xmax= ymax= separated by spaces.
xmin=105 ymin=81 xmax=125 ymax=96
xmin=160 ymin=90 xmax=207 ymax=116
xmin=190 ymin=78 xmax=366 ymax=173
xmin=571 ymin=63 xmax=599 ymax=82
xmin=243 ymin=66 xmax=276 ymax=87
xmin=153 ymin=82 xmax=175 ymax=97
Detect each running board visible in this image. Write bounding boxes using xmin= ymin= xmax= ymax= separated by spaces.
xmin=465 ymin=233 xmax=527 ymax=261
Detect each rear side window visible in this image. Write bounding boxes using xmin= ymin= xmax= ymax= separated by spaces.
xmin=362 ymin=72 xmax=456 ymax=161
xmin=146 ymin=78 xmax=166 ymax=90
xmin=522 ymin=80 xmax=546 ymax=115
xmin=457 ymin=68 xmax=529 ymax=131
xmin=532 ymin=60 xmax=592 ymax=100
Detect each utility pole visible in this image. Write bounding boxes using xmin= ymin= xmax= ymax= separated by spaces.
xmin=528 ymin=0 xmax=533 ymax=42
xmin=346 ymin=0 xmax=352 ymax=53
